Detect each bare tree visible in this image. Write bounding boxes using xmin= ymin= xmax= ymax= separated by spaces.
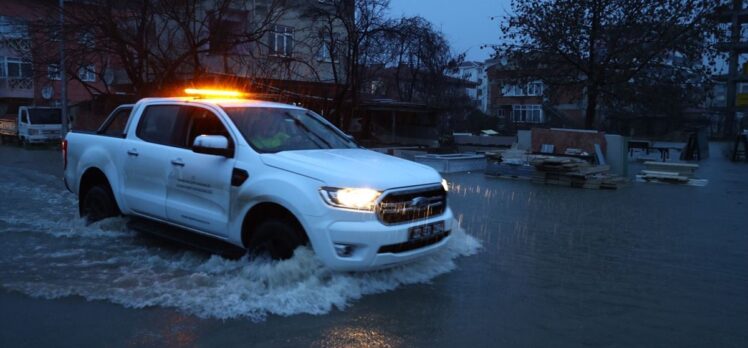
xmin=304 ymin=0 xmax=393 ymax=128
xmin=31 ymin=0 xmax=287 ymax=97
xmin=498 ymin=0 xmax=722 ymax=129
xmin=382 ymin=16 xmax=463 ymax=105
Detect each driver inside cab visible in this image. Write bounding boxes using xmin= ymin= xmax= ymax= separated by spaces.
xmin=250 ymin=115 xmax=290 ymax=150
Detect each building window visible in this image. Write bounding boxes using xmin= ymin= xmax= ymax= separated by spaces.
xmin=503 ymin=84 xmax=523 ymax=96
xmin=527 ymin=82 xmax=543 ymax=96
xmin=512 ymin=104 xmax=543 ymax=123
xmin=3 ymin=57 xmax=32 ymax=78
xmin=48 ymin=64 xmax=61 ymax=80
xmin=208 ymin=10 xmax=244 ymax=54
xmin=317 ymin=32 xmax=340 ymax=62
xmin=78 ymin=32 xmax=95 ymax=48
xmin=370 ymin=80 xmax=384 ymax=95
xmin=503 ymin=81 xmax=544 ymax=96
xmin=269 ymin=25 xmax=294 ymax=57
xmin=497 ymin=108 xmax=508 ymax=119
xmin=78 ymin=64 xmax=96 ymax=82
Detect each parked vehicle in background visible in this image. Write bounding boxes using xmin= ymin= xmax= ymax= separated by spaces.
xmin=63 ymin=89 xmax=452 ymax=271
xmin=0 ymin=106 xmax=63 ymax=145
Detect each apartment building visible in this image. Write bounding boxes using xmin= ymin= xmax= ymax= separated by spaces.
xmin=1 ymin=1 xmax=109 ymax=116
xmin=451 ymin=61 xmax=487 ymax=113
xmin=1 ymin=0 xmax=351 ymax=118
xmin=485 ymin=59 xmax=586 ymax=133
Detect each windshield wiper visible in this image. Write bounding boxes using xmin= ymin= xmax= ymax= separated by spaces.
xmin=284 ymin=112 xmax=333 ymax=149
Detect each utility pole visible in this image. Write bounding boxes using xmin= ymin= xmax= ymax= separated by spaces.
xmin=59 ymin=0 xmax=68 ymax=135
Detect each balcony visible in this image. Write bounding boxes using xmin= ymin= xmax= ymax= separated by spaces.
xmin=0 ymin=78 xmax=34 ymax=98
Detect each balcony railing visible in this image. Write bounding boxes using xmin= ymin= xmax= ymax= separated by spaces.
xmin=0 ymin=78 xmax=34 ymax=98
xmin=0 ymin=78 xmax=33 ymax=89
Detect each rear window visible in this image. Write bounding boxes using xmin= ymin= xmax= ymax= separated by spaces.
xmin=99 ymin=107 xmax=132 ymax=137
xmin=136 ymin=105 xmax=183 ymax=146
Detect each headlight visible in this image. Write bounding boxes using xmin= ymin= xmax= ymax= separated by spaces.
xmin=320 ymin=187 xmax=381 ymax=211
xmin=441 ymin=178 xmax=449 ymax=192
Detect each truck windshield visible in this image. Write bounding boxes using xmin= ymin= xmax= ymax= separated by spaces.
xmin=29 ymin=109 xmax=62 ymax=124
xmin=222 ymin=107 xmax=358 ymax=153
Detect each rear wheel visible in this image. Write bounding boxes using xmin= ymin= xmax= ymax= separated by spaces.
xmin=248 ymin=218 xmax=306 ymax=260
xmin=80 ymin=185 xmax=119 ymax=223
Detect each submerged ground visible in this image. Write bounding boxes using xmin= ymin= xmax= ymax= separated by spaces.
xmin=0 ymin=144 xmax=746 ymax=347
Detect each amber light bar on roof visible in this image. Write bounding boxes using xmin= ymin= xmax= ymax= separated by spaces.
xmin=183 ymin=88 xmax=247 ymax=98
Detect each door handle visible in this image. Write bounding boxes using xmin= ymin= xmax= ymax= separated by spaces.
xmin=171 ymin=159 xmax=185 ymax=167
xmin=127 ymin=149 xmax=139 ymax=157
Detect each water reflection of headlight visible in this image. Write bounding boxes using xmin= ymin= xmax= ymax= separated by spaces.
xmin=315 ymin=326 xmax=402 ymax=348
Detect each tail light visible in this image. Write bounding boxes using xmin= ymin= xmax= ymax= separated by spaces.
xmin=61 ymin=139 xmax=68 ymax=170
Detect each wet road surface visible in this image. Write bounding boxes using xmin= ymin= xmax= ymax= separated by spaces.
xmin=0 ymin=144 xmax=747 ymax=347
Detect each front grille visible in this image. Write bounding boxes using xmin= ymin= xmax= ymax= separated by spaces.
xmin=376 ymin=185 xmax=447 ymax=224
xmin=41 ymin=130 xmax=59 ymax=135
xmin=378 ymin=230 xmax=450 ymax=254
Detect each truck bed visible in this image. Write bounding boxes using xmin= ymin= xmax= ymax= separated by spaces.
xmin=0 ymin=115 xmax=17 ymax=136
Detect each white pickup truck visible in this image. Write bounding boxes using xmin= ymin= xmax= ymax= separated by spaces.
xmin=63 ymin=90 xmax=452 ymax=271
xmin=0 ymin=106 xmax=63 ymax=145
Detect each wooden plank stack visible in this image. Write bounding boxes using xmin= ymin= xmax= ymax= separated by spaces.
xmin=529 ymin=157 xmax=625 ymax=190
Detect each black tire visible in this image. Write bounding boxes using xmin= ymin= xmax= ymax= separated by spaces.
xmin=80 ymin=185 xmax=119 ymax=223
xmin=248 ymin=218 xmax=306 ymax=260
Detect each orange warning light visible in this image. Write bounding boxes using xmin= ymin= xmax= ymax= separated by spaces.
xmin=183 ymin=88 xmax=247 ymax=98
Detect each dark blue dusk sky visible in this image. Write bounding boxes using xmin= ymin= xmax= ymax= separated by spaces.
xmin=389 ymin=0 xmax=512 ymax=62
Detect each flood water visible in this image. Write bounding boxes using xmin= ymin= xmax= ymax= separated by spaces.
xmin=0 ymin=144 xmax=747 ymax=347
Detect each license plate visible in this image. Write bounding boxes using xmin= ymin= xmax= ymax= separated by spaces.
xmin=408 ymin=221 xmax=445 ymax=242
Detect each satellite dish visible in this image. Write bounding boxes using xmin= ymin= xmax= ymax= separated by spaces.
xmin=41 ymin=85 xmax=54 ymax=100
xmin=103 ymin=68 xmax=115 ymax=84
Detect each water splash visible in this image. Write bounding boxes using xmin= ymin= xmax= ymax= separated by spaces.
xmin=0 ymin=165 xmax=481 ymax=321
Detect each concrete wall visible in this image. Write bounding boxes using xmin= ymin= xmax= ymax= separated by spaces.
xmin=604 ymin=134 xmax=628 ymax=176
xmin=414 ymin=154 xmax=486 ymax=173
xmin=517 ymin=130 xmax=531 ymax=150
xmin=515 ymin=129 xmax=628 ymax=176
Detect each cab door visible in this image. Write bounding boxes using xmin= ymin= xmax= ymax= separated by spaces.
xmin=122 ymin=104 xmax=183 ymax=219
xmin=18 ymin=108 xmax=29 ymax=139
xmin=165 ymin=106 xmax=235 ymax=236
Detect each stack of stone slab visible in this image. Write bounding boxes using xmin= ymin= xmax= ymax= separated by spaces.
xmin=637 ymin=161 xmax=699 ymax=184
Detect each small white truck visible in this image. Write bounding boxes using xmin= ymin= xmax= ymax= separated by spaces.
xmin=0 ymin=106 xmax=63 ymax=145
xmin=63 ymin=89 xmax=452 ymax=271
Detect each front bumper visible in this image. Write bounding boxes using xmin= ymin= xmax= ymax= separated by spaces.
xmin=25 ymin=134 xmax=61 ymax=143
xmin=306 ymin=207 xmax=454 ymax=272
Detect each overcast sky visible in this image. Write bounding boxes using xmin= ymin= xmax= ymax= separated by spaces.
xmin=389 ymin=0 xmax=512 ymax=62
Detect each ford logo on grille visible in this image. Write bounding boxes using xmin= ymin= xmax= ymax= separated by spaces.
xmin=409 ymin=196 xmax=429 ymax=208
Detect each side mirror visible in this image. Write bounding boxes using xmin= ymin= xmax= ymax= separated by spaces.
xmin=192 ymin=135 xmax=234 ymax=157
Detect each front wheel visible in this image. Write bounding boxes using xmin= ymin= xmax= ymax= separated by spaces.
xmin=248 ymin=218 xmax=306 ymax=260
xmin=80 ymin=185 xmax=119 ymax=223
